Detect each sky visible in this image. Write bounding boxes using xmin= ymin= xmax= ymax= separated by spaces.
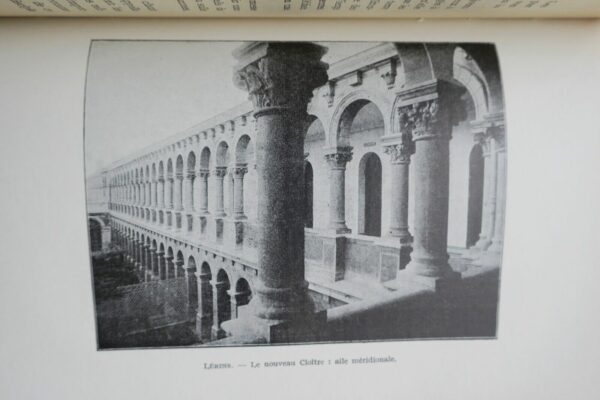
xmin=84 ymin=41 xmax=378 ymax=176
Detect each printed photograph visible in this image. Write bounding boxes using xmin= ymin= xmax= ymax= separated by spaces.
xmin=84 ymin=40 xmax=506 ymax=349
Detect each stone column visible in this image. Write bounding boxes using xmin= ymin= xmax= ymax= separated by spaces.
xmin=211 ymin=279 xmax=226 ymax=340
xmin=165 ymin=255 xmax=174 ymax=279
xmin=233 ymin=164 xmax=248 ymax=219
xmin=166 ymin=177 xmax=174 ymax=209
xmin=140 ymin=244 xmax=148 ymax=279
xmin=229 ymin=289 xmax=238 ymax=319
xmin=157 ymin=251 xmax=166 ymax=280
xmin=227 ymin=42 xmax=328 ymax=335
xmin=198 ymin=169 xmax=210 ymax=214
xmin=383 ymin=133 xmax=415 ymax=244
xmin=183 ymin=171 xmax=195 ymax=212
xmin=157 ymin=177 xmax=165 ymax=209
xmin=213 ymin=167 xmax=228 ymax=217
xmin=174 ymin=173 xmax=183 ymax=211
xmin=146 ymin=180 xmax=152 ymax=207
xmin=152 ymin=249 xmax=159 ymax=277
xmin=147 ymin=248 xmax=155 ymax=279
xmin=400 ymin=81 xmax=466 ymax=286
xmin=152 ymin=179 xmax=157 ymax=208
xmin=183 ymin=264 xmax=198 ymax=320
xmin=193 ymin=170 xmax=202 ymax=214
xmin=195 ymin=270 xmax=213 ymax=341
xmin=127 ymin=237 xmax=133 ymax=262
xmin=325 ymin=147 xmax=353 ymax=234
xmin=476 ymin=127 xmax=506 ymax=267
xmin=228 ymin=174 xmax=235 ymax=215
xmin=135 ymin=240 xmax=141 ymax=267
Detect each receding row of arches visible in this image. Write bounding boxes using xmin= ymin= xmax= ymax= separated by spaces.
xmin=109 ymin=134 xmax=254 ymax=190
xmin=109 ymin=222 xmax=253 ymax=340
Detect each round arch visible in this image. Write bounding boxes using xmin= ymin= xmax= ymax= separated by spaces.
xmin=329 ymin=90 xmax=391 ymax=147
xmin=200 ymin=147 xmax=211 ymax=170
xmin=235 ymin=135 xmax=254 ymax=165
xmin=187 ymin=151 xmax=196 ymax=173
xmin=216 ymin=141 xmax=230 ymax=167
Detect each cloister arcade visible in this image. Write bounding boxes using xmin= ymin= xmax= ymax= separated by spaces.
xmin=89 ymin=42 xmax=505 ymax=344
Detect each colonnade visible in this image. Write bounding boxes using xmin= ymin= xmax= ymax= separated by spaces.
xmin=99 ymin=42 xmax=505 ymax=344
xmin=110 ymin=221 xmax=254 ymax=342
xmin=107 ymin=161 xmax=250 ymax=234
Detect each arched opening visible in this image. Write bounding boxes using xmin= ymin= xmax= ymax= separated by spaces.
xmin=200 ymin=147 xmax=211 ymax=170
xmin=140 ymin=234 xmax=146 ymax=268
xmin=176 ymin=155 xmax=184 ymax=212
xmin=466 ymin=144 xmax=485 ymax=248
xmin=89 ymin=218 xmax=102 ymax=252
xmin=358 ymin=152 xmax=382 ymax=237
xmin=166 ymin=247 xmax=174 ymax=279
xmin=235 ymin=135 xmax=253 ymax=165
xmin=304 ymin=161 xmax=314 ymax=228
xmin=176 ymin=250 xmax=185 ymax=277
xmin=338 ymin=99 xmax=385 ymax=146
xmin=216 ymin=141 xmax=230 ymax=167
xmin=215 ymin=269 xmax=231 ymax=332
xmin=233 ymin=278 xmax=252 ymax=319
xmin=166 ymin=158 xmax=173 ymax=209
xmin=187 ymin=151 xmax=196 ymax=211
xmin=151 ymin=240 xmax=158 ymax=276
xmin=186 ymin=256 xmax=198 ymax=315
xmin=159 ymin=243 xmax=166 ymax=279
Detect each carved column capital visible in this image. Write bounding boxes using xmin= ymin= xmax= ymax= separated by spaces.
xmin=384 ymin=140 xmax=414 ymax=165
xmin=325 ymin=147 xmax=353 ymax=169
xmin=232 ymin=164 xmax=248 ymax=178
xmin=214 ymin=166 xmax=228 ymax=178
xmin=197 ymin=169 xmax=210 ymax=178
xmin=233 ymin=42 xmax=329 ymax=114
xmin=396 ymin=80 xmax=467 ymax=141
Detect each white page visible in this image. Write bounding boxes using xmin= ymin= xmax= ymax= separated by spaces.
xmin=0 ymin=17 xmax=599 ymax=400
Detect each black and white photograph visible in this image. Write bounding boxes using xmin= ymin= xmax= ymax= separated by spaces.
xmin=84 ymin=40 xmax=506 ymax=349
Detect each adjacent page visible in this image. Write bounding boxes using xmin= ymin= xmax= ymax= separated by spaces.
xmin=2 ymin=0 xmax=600 ymax=18
xmin=0 ymin=17 xmax=599 ymax=400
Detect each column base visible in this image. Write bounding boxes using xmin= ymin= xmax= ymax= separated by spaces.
xmin=395 ymin=266 xmax=461 ymax=291
xmin=211 ymin=325 xmax=227 ymax=341
xmin=221 ymin=306 xmax=327 ymax=344
xmin=328 ymin=226 xmax=351 ymax=235
xmin=388 ymin=229 xmax=413 ymax=246
xmin=462 ymin=239 xmax=492 ymax=260
xmin=233 ymin=213 xmax=247 ymax=221
xmin=195 ymin=314 xmax=212 ymax=342
xmin=248 ymin=281 xmax=315 ymax=321
xmin=472 ymin=247 xmax=502 ymax=268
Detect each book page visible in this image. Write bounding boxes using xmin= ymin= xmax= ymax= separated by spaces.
xmin=0 ymin=17 xmax=599 ymax=400
xmin=1 ymin=0 xmax=599 ymax=18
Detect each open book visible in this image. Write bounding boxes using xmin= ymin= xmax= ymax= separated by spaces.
xmin=0 ymin=4 xmax=598 ymax=400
